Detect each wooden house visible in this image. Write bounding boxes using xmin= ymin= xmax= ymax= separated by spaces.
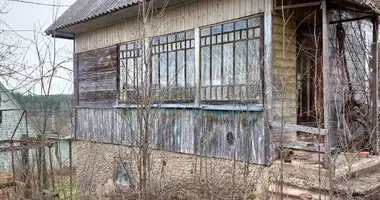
xmin=47 ymin=0 xmax=380 ymax=195
xmin=0 ymin=83 xmax=40 ymax=171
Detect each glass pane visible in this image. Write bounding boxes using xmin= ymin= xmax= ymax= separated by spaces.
xmin=201 ymin=46 xmax=211 ymax=86
xmin=212 ymin=36 xmax=216 ymax=44
xmin=186 ymin=30 xmax=194 ymax=39
xmin=153 ymin=54 xmax=159 ymax=87
xmin=242 ymin=30 xmax=247 ymax=39
xmin=235 ymin=31 xmax=241 ymax=40
xmin=160 ymin=53 xmax=168 ymax=87
xmin=248 ymin=29 xmax=254 ymax=38
xmin=223 ymin=43 xmax=233 ymax=85
xmin=248 ymin=18 xmax=260 ymax=27
xmin=212 ymin=25 xmax=222 ymax=34
xmin=186 ymin=49 xmax=195 ymax=87
xmin=255 ymin=28 xmax=261 ymax=37
xmin=177 ymin=32 xmax=185 ymax=41
xmin=201 ymin=28 xmax=211 ymax=36
xmin=229 ymin=33 xmax=234 ymax=41
xmin=217 ymin=35 xmax=222 ymax=43
xmin=127 ymin=43 xmax=134 ymax=50
xmin=126 ymin=58 xmax=135 ymax=86
xmin=152 ymin=37 xmax=159 ymax=45
xmin=177 ymin=50 xmax=186 ymax=87
xmin=223 ymin=33 xmax=228 ymax=42
xmin=160 ymin=36 xmax=167 ymax=44
xmin=235 ymin=41 xmax=247 ymax=84
xmin=115 ymin=161 xmax=130 ymax=186
xmin=201 ymin=38 xmax=206 ymax=46
xmin=168 ymin=52 xmax=176 ymax=87
xmin=223 ymin=23 xmax=234 ymax=32
xmin=120 ymin=45 xmax=126 ymax=51
xmin=212 ymin=45 xmax=222 ymax=85
xmin=206 ymin=36 xmax=211 ymax=45
xmin=137 ymin=57 xmax=144 ymax=84
xmin=235 ymin=20 xmax=247 ymax=30
xmin=168 ymin=34 xmax=176 ymax=43
xmin=248 ymin=39 xmax=260 ymax=84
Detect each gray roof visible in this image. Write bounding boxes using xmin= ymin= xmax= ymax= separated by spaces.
xmin=46 ymin=0 xmax=140 ymax=35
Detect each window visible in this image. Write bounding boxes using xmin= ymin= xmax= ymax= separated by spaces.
xmin=119 ymin=42 xmax=143 ymax=100
xmin=152 ymin=30 xmax=196 ymax=101
xmin=115 ymin=160 xmax=131 ymax=186
xmin=119 ymin=30 xmax=196 ymax=101
xmin=200 ymin=16 xmax=263 ymax=102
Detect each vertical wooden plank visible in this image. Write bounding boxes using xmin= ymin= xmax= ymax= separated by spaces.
xmin=372 ymin=17 xmax=379 ymax=154
xmin=263 ymin=0 xmax=273 ymax=165
xmin=195 ymin=27 xmax=201 ymax=106
xmin=322 ymin=0 xmax=331 ymax=160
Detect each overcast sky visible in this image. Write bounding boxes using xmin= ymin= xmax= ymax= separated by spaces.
xmin=0 ymin=0 xmax=75 ymax=95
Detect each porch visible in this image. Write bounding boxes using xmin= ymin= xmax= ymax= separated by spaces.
xmin=269 ymin=0 xmax=380 ymax=160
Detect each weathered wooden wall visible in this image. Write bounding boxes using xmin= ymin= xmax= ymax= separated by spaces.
xmin=76 ymin=108 xmax=266 ymax=164
xmin=74 ymin=0 xmax=266 ymax=53
xmin=75 ymin=46 xmax=118 ymax=106
xmin=272 ymin=15 xmax=297 ymax=140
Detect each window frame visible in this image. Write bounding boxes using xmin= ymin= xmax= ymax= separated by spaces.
xmin=114 ymin=158 xmax=132 ymax=186
xmin=119 ymin=29 xmax=196 ymax=103
xmin=199 ymin=15 xmax=264 ymax=104
xmin=151 ymin=30 xmax=196 ymax=101
xmin=118 ymin=14 xmax=264 ymax=105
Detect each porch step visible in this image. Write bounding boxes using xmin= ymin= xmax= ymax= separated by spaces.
xmin=283 ymin=141 xmax=337 ymax=153
xmin=269 ymin=182 xmax=329 ymax=200
xmin=268 ymin=155 xmax=380 ymax=199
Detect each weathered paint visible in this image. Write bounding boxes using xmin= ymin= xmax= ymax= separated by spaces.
xmin=76 ymin=108 xmax=266 ymax=164
xmin=74 ymin=0 xmax=267 ymax=53
xmin=75 ymin=46 xmax=118 ymax=106
xmin=271 ymin=15 xmax=297 ymax=140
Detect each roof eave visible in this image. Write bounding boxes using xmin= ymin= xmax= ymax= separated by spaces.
xmin=46 ymin=30 xmax=75 ymax=40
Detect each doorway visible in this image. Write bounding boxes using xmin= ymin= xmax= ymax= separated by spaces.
xmin=296 ymin=31 xmax=323 ymax=129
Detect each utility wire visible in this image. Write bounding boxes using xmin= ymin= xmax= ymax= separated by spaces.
xmin=7 ymin=0 xmax=70 ymax=7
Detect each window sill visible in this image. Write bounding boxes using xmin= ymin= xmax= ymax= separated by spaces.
xmin=115 ymin=103 xmax=263 ymax=112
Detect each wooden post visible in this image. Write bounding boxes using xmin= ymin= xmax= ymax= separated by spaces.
xmin=264 ymin=0 xmax=273 ymax=165
xmin=194 ymin=27 xmax=201 ymax=106
xmin=322 ymin=0 xmax=331 ymax=159
xmin=372 ymin=16 xmax=379 ymax=154
xmin=20 ymin=135 xmax=30 ymax=198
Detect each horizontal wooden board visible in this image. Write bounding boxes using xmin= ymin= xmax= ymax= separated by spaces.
xmin=75 ymin=0 xmax=267 ymax=53
xmin=75 ymin=46 xmax=118 ymax=106
xmin=76 ymin=108 xmax=267 ymax=164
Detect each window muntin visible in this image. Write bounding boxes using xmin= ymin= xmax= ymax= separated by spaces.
xmin=152 ymin=30 xmax=196 ymax=101
xmin=200 ymin=16 xmax=262 ymax=102
xmin=119 ymin=41 xmax=143 ymax=100
xmin=120 ymin=30 xmax=195 ymax=101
